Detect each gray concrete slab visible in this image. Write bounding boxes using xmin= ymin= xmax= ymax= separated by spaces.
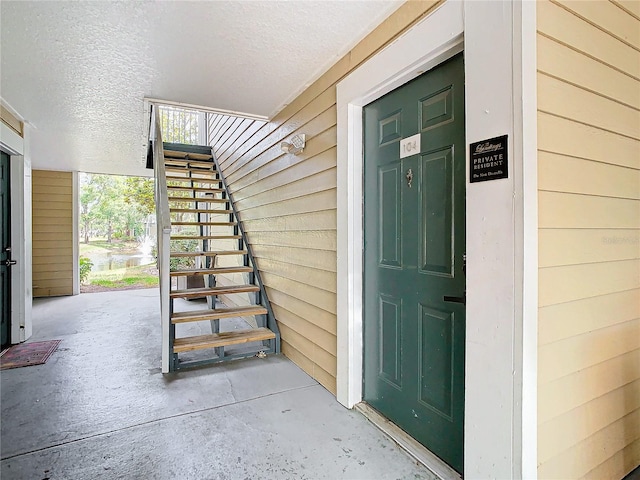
xmin=1 ymin=289 xmax=435 ymax=479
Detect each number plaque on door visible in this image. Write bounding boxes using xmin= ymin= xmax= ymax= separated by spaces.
xmin=400 ymin=133 xmax=421 ymax=159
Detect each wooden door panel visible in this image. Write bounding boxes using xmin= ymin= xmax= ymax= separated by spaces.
xmin=378 ymin=164 xmax=402 ymax=269
xmin=363 ymin=53 xmax=465 ymax=473
xmin=418 ymin=304 xmax=455 ymax=419
xmin=378 ymin=293 xmax=403 ymax=389
xmin=420 ymin=148 xmax=454 ymax=276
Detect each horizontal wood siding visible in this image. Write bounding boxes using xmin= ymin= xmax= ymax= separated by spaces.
xmin=537 ymin=1 xmax=640 ymax=478
xmin=208 ymin=1 xmax=441 ymax=394
xmin=32 ymin=170 xmax=74 ymax=297
xmin=1 ymin=105 xmax=23 ymax=137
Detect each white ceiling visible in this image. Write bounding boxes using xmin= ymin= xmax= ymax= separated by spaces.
xmin=1 ymin=0 xmax=402 ymax=177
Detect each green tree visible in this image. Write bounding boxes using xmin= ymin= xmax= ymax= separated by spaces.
xmin=79 ymin=173 xmax=105 ymax=243
xmin=80 ymin=173 xmax=155 ymax=244
xmin=123 ymin=177 xmax=155 ymax=216
xmin=159 ymin=106 xmax=200 ymax=144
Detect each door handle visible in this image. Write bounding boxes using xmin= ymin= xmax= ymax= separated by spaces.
xmin=405 ymin=168 xmax=413 ymax=188
xmin=443 ymin=293 xmax=465 ymax=305
xmin=4 ymin=259 xmax=17 ymax=267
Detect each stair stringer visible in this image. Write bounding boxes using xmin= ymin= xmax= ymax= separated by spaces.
xmin=208 ymin=147 xmax=281 ymax=352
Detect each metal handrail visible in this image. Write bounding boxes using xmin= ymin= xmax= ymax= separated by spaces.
xmin=150 ymin=105 xmax=172 ymax=373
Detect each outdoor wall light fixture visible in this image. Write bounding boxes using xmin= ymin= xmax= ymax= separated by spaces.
xmin=280 ymin=134 xmax=306 ymax=155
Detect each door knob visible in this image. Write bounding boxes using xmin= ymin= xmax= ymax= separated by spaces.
xmin=406 ymin=168 xmax=413 ymax=188
xmin=4 ymin=259 xmax=17 ymax=267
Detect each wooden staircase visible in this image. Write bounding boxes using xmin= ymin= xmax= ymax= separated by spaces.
xmin=160 ymin=143 xmax=280 ymax=370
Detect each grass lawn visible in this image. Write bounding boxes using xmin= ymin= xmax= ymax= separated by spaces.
xmin=79 ymin=238 xmax=159 ymax=292
xmin=84 ymin=264 xmax=158 ymax=291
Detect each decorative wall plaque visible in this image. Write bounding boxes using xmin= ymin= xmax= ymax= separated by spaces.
xmin=469 ymin=135 xmax=508 ymax=183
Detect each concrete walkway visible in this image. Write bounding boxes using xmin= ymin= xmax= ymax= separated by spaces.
xmin=1 ymin=289 xmax=434 ymax=479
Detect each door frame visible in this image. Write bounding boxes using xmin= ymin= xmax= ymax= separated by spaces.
xmin=1 ymin=116 xmax=33 ymax=344
xmin=336 ymin=1 xmax=538 ymax=478
xmin=1 ymin=151 xmax=11 ymax=347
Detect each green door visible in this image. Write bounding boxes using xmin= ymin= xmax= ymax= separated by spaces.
xmin=1 ymin=152 xmax=11 ymax=348
xmin=363 ymin=54 xmax=466 ymax=473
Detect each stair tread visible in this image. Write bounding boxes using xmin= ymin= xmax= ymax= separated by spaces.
xmin=170 ymin=284 xmax=259 ymax=298
xmin=167 ymin=186 xmax=222 ymax=192
xmin=164 ymin=150 xmax=213 ymax=161
xmin=166 ymin=176 xmax=220 ymax=184
xmin=170 ymin=208 xmax=233 ymax=214
xmin=171 ymin=221 xmax=236 ymax=226
xmin=173 ymin=328 xmax=275 ymax=353
xmin=164 ymin=158 xmax=215 ymax=171
xmin=171 ymin=306 xmax=268 ymax=323
xmin=170 ymin=250 xmax=247 ymax=257
xmin=170 ymin=266 xmax=252 ymax=276
xmin=165 ymin=167 xmax=215 ymax=174
xmin=168 ymin=197 xmax=227 ymax=203
xmin=170 ymin=235 xmax=242 ymax=240
xmin=165 ymin=159 xmax=213 ymax=169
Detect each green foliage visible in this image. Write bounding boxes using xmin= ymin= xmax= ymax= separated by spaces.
xmin=123 ymin=177 xmax=155 ymax=217
xmin=85 ymin=264 xmax=158 ymax=289
xmin=79 ymin=173 xmax=156 ymax=244
xmin=90 ymin=275 xmax=158 ymax=288
xmin=169 ymin=239 xmax=199 ymax=271
xmin=79 ymin=256 xmax=93 ymax=284
xmin=159 ymin=106 xmax=200 ymax=145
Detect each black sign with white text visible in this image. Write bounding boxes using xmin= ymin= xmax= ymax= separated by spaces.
xmin=469 ymin=135 xmax=508 ymax=183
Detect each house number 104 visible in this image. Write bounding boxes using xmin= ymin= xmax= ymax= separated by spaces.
xmin=400 ymin=134 xmax=421 ymax=159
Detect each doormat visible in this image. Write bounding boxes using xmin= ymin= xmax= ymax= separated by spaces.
xmin=0 ymin=340 xmax=61 ymax=370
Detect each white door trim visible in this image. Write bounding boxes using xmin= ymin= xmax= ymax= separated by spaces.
xmin=1 ymin=122 xmax=33 ymax=345
xmin=335 ymin=1 xmax=538 ymax=477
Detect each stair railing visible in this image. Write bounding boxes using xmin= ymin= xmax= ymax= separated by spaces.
xmin=150 ymin=105 xmax=172 ymax=373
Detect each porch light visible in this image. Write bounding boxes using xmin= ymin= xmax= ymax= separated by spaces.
xmin=280 ymin=134 xmax=305 ymax=155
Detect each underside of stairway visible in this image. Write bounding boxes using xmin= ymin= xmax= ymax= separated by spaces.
xmin=154 ymin=141 xmax=280 ymax=371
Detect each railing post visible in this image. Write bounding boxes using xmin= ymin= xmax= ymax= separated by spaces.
xmin=151 ymin=105 xmax=172 ymax=373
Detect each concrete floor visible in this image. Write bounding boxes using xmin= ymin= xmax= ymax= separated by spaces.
xmin=1 ymin=289 xmax=435 ymax=479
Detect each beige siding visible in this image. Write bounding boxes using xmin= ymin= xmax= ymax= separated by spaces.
xmin=1 ymin=105 xmax=23 ymax=137
xmin=208 ymin=1 xmax=441 ymax=393
xmin=537 ymin=1 xmax=640 ymax=478
xmin=32 ymin=170 xmax=74 ymax=297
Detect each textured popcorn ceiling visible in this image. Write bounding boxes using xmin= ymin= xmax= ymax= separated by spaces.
xmin=0 ymin=1 xmax=402 ymax=176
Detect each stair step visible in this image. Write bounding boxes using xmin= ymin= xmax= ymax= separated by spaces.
xmin=168 ymin=186 xmax=223 ymax=193
xmin=170 ymin=235 xmax=242 ymax=240
xmin=173 ymin=327 xmax=275 ymax=353
xmin=171 ymin=221 xmax=236 ymax=227
xmin=170 ymin=284 xmax=259 ymax=298
xmin=166 ymin=166 xmax=215 ymax=174
xmin=171 ymin=305 xmax=267 ymax=323
xmin=165 ymin=159 xmax=213 ymax=169
xmin=168 ymin=197 xmax=227 ymax=203
xmin=170 ymin=266 xmax=252 ymax=277
xmin=170 ymin=266 xmax=252 ymax=276
xmin=164 ymin=150 xmax=213 ymax=161
xmin=170 ymin=250 xmax=247 ymax=257
xmin=166 ymin=176 xmax=221 ymax=184
xmin=170 ymin=208 xmax=233 ymax=214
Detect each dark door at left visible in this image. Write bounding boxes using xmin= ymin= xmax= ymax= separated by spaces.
xmin=1 ymin=152 xmax=11 ymax=349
